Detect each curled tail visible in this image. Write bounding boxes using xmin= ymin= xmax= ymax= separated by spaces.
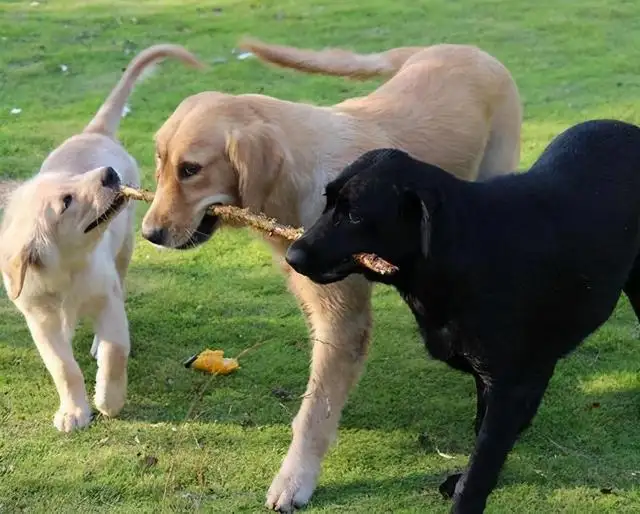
xmin=84 ymin=44 xmax=204 ymax=137
xmin=239 ymin=38 xmax=425 ymax=80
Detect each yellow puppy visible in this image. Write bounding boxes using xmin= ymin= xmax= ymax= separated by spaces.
xmin=0 ymin=45 xmax=201 ymax=432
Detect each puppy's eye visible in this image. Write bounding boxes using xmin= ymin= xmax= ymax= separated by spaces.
xmin=61 ymin=194 xmax=73 ymax=212
xmin=178 ymin=162 xmax=202 ymax=179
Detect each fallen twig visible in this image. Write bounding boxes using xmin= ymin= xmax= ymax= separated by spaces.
xmin=119 ymin=185 xmax=398 ymax=275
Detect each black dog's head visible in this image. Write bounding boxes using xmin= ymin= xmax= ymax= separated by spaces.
xmin=286 ymin=148 xmax=440 ymax=284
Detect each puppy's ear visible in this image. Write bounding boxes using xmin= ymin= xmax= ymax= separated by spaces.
xmin=225 ymin=122 xmax=292 ymax=212
xmin=2 ymin=241 xmax=38 ymax=301
xmin=400 ymin=190 xmax=431 ymax=258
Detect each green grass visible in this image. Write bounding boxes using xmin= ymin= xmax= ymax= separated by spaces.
xmin=1 ymin=0 xmax=640 ymax=512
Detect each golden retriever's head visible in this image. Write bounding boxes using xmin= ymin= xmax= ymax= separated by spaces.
xmin=141 ymin=92 xmax=292 ymax=249
xmin=0 ymin=166 xmax=126 ymax=300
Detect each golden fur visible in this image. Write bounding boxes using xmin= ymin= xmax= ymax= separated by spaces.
xmin=141 ymin=38 xmax=522 ymax=512
xmin=0 ymin=45 xmax=202 ymax=432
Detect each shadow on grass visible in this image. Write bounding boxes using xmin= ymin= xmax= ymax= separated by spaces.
xmin=310 ymin=471 xmax=450 ymax=508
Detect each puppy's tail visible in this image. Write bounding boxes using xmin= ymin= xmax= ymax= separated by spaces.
xmin=239 ymin=38 xmax=425 ymax=80
xmin=84 ymin=44 xmax=204 ymax=138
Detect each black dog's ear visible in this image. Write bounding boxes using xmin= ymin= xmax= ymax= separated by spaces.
xmin=400 ymin=190 xmax=431 ymax=258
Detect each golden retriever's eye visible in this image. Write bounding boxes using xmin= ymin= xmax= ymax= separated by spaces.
xmin=178 ymin=162 xmax=203 ymax=179
xmin=61 ymin=194 xmax=73 ymax=212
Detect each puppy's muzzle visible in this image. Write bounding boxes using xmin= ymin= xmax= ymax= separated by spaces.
xmin=101 ymin=166 xmax=120 ymax=189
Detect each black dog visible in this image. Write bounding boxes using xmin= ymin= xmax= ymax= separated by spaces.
xmin=285 ymin=119 xmax=640 ymax=513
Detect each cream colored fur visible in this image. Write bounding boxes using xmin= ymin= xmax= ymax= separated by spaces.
xmin=141 ymin=38 xmax=522 ymax=511
xmin=0 ymin=44 xmax=202 ymax=432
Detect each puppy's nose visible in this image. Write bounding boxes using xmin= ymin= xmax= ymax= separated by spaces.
xmin=101 ymin=166 xmax=120 ymax=188
xmin=142 ymin=226 xmax=168 ymax=245
xmin=285 ymin=246 xmax=310 ymax=272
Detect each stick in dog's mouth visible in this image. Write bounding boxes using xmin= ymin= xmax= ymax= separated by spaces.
xmin=118 ymin=185 xmax=399 ymax=275
xmin=84 ymin=195 xmax=127 ymax=234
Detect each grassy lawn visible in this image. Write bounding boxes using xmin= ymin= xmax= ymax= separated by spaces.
xmin=1 ymin=0 xmax=640 ymax=512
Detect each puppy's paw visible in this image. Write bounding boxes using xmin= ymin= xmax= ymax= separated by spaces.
xmin=94 ymin=375 xmax=126 ymax=417
xmin=266 ymin=454 xmax=320 ymax=512
xmin=54 ymin=405 xmax=92 ymax=432
xmin=439 ymin=473 xmax=463 ymax=500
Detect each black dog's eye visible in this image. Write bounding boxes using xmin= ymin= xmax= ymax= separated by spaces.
xmin=61 ymin=194 xmax=73 ymax=212
xmin=178 ymin=162 xmax=202 ymax=179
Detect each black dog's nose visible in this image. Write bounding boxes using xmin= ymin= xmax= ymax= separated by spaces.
xmin=142 ymin=226 xmax=168 ymax=245
xmin=285 ymin=246 xmax=310 ymax=271
xmin=101 ymin=166 xmax=120 ymax=188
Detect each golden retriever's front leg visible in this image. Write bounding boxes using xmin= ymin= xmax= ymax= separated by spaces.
xmin=24 ymin=308 xmax=91 ymax=432
xmin=267 ymin=273 xmax=372 ymax=512
xmin=92 ymin=293 xmax=130 ymax=418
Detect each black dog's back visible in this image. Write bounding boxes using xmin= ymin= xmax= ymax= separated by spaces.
xmin=401 ymin=120 xmax=640 ymax=367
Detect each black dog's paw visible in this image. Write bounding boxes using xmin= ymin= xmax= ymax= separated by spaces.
xmin=439 ymin=473 xmax=463 ymax=499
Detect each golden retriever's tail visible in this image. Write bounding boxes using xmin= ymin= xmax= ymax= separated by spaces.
xmin=239 ymin=38 xmax=425 ymax=79
xmin=84 ymin=44 xmax=204 ymax=137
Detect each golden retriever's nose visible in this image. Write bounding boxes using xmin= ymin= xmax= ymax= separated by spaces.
xmin=142 ymin=226 xmax=168 ymax=245
xmin=101 ymin=166 xmax=120 ymax=189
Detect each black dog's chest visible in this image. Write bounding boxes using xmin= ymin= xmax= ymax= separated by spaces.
xmin=402 ymin=291 xmax=465 ymax=362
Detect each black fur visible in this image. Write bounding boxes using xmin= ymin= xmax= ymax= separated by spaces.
xmin=285 ymin=120 xmax=640 ymax=513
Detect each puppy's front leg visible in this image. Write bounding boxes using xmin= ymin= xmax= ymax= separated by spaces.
xmin=266 ymin=274 xmax=372 ymax=512
xmin=92 ymin=292 xmax=130 ymax=418
xmin=24 ymin=308 xmax=90 ymax=432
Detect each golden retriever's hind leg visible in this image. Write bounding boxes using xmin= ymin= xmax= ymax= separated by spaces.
xmin=93 ymin=293 xmax=130 ymax=418
xmin=477 ymin=86 xmax=522 ymax=180
xmin=476 ymin=127 xmax=520 ymax=180
xmin=266 ymin=273 xmax=372 ymax=512
xmin=24 ymin=308 xmax=91 ymax=432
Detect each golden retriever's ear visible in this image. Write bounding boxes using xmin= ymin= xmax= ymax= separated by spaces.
xmin=3 ymin=242 xmax=37 ymax=301
xmin=225 ymin=122 xmax=292 ymax=212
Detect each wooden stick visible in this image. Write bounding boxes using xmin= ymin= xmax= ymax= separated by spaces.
xmin=119 ymin=185 xmax=399 ymax=276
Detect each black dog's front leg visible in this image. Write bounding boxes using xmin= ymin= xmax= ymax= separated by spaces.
xmin=473 ymin=373 xmax=487 ymax=436
xmin=445 ymin=371 xmax=553 ymax=513
xmin=442 ymin=355 xmax=486 ymax=434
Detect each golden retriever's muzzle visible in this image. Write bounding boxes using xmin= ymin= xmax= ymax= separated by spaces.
xmin=141 ymin=211 xmax=221 ymax=249
xmin=175 ymin=212 xmax=221 ymax=249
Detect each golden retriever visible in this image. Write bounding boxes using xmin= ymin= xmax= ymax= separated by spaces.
xmin=0 ymin=44 xmax=201 ymax=432
xmin=140 ymin=38 xmax=522 ymax=511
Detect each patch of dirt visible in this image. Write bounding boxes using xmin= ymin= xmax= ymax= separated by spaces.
xmin=0 ymin=180 xmax=21 ymax=208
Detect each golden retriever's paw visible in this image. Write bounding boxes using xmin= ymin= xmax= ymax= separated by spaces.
xmin=266 ymin=456 xmax=320 ymax=512
xmin=54 ymin=405 xmax=93 ymax=432
xmin=94 ymin=376 xmax=126 ymax=417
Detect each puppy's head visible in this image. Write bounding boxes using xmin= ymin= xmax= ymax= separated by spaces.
xmin=285 ymin=149 xmax=434 ymax=284
xmin=141 ymin=93 xmax=292 ymax=249
xmin=0 ymin=166 xmax=126 ymax=300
